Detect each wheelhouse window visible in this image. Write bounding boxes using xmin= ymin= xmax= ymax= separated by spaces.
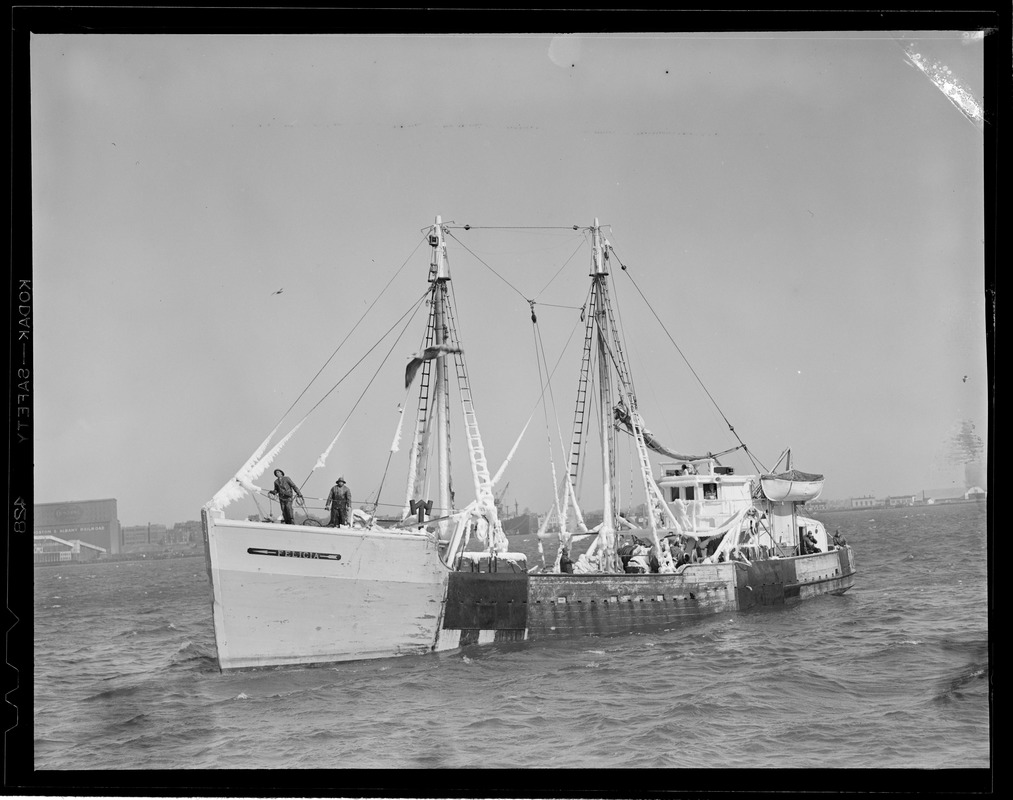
xmin=703 ymin=483 xmax=718 ymax=500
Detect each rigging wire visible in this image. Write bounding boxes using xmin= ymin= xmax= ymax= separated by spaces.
xmin=607 ymin=264 xmax=701 ymax=458
xmin=445 ymin=229 xmax=529 ymax=304
xmin=298 ymin=291 xmax=430 ymax=489
xmin=298 ymin=289 xmax=430 ymax=423
xmin=274 ymin=290 xmax=431 ymax=496
xmin=268 ymin=235 xmax=429 ymax=432
xmin=532 ymin=312 xmax=557 ymax=520
xmin=535 ymin=234 xmax=589 ymax=299
xmin=606 ymin=266 xmax=637 ymax=404
xmin=370 ymin=396 xmax=412 ymax=517
xmin=609 ymin=247 xmax=768 ymax=474
xmin=620 ymin=305 xmax=680 ymax=446
xmin=448 ymin=225 xmax=584 ymax=230
xmin=446 ymin=227 xmax=591 ymax=316
xmin=530 ymin=306 xmax=583 ymax=531
xmin=535 ymin=302 xmax=584 ymax=311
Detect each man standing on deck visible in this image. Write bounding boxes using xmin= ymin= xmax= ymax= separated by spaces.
xmin=269 ymin=469 xmax=304 ymax=525
xmin=325 ymin=477 xmax=352 ymax=527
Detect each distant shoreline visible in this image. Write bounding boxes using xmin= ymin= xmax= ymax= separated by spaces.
xmin=34 ymin=500 xmax=985 ymax=567
xmin=34 ymin=551 xmax=206 ymax=567
xmin=814 ymin=499 xmax=985 ymax=512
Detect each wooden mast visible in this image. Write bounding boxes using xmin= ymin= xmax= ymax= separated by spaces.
xmin=592 ymin=219 xmax=619 ymax=571
xmin=431 ymin=216 xmax=452 ymax=538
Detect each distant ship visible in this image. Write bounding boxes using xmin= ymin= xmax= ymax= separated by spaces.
xmin=493 ymin=489 xmax=537 ymax=537
xmin=500 ymin=512 xmax=538 ymax=537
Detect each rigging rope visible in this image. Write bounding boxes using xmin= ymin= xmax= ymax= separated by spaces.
xmin=533 ymin=310 xmax=561 ymax=534
xmin=370 ymin=396 xmax=412 ymax=517
xmin=448 ymin=225 xmax=583 ymax=231
xmin=269 ymin=235 xmax=428 ymax=432
xmin=606 ymin=268 xmax=636 ymax=404
xmin=297 ymin=290 xmax=430 ymax=488
xmin=539 ymin=306 xmax=589 ymax=534
xmin=445 ymin=230 xmax=529 ymax=304
xmin=299 ymin=290 xmax=430 ymax=424
xmin=609 ymin=247 xmax=768 ymax=474
xmin=535 ymin=235 xmax=588 ymax=299
xmin=449 ymin=228 xmax=592 ymax=325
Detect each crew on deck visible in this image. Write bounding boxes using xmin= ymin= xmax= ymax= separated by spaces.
xmin=559 ymin=546 xmax=574 ymax=574
xmin=325 ymin=477 xmax=352 ymax=527
xmin=269 ymin=469 xmax=304 ymax=525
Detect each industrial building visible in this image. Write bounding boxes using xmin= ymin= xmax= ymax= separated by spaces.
xmin=121 ymin=523 xmax=168 ymax=551
xmin=34 ymin=535 xmax=106 ymax=564
xmin=34 ymin=498 xmax=121 ymax=554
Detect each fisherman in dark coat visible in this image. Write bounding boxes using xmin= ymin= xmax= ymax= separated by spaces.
xmin=559 ymin=546 xmax=574 ymax=574
xmin=269 ymin=469 xmax=304 ymax=525
xmin=325 ymin=477 xmax=352 ymax=527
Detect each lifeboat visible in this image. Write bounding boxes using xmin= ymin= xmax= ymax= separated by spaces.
xmin=760 ymin=469 xmax=824 ymax=502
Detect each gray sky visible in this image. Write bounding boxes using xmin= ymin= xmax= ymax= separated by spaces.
xmin=31 ymin=31 xmax=989 ymax=526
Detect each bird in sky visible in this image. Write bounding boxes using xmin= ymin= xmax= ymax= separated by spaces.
xmin=405 ymin=344 xmax=463 ymax=388
xmin=963 ymin=375 xmax=968 ymax=383
xmin=272 ymin=288 xmax=284 ymax=296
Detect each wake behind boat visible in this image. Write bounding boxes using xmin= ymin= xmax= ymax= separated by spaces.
xmin=202 ymin=216 xmax=855 ymax=670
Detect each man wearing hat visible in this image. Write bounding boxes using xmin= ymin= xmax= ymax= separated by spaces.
xmin=325 ymin=477 xmax=352 ymax=527
xmin=269 ymin=469 xmax=304 ymax=525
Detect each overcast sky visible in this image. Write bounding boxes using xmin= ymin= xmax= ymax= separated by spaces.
xmin=30 ymin=29 xmax=990 ymax=526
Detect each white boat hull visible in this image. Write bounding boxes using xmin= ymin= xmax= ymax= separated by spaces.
xmin=204 ymin=508 xmax=855 ymax=669
xmin=202 ymin=510 xmax=452 ymax=669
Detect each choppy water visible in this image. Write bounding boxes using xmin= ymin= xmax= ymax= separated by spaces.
xmin=29 ymin=504 xmax=989 ymax=782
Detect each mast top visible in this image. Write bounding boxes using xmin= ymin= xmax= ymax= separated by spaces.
xmin=591 ymin=218 xmax=608 ymax=277
xmin=429 ymin=215 xmax=450 ymax=282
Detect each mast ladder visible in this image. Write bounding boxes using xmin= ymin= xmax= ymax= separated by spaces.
xmin=441 ymin=285 xmax=502 ymax=546
xmin=568 ymin=288 xmax=598 ymax=488
xmin=408 ymin=295 xmax=438 ymax=506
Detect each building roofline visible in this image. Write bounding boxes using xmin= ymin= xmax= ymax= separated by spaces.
xmin=33 ymin=534 xmax=107 ymax=552
xmin=33 ymin=498 xmax=117 ymax=504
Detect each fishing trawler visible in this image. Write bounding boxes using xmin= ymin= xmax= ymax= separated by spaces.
xmin=202 ymin=216 xmax=855 ymax=670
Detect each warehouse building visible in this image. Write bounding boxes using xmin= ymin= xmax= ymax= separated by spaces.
xmin=121 ymin=523 xmax=168 ymax=552
xmin=34 ymin=535 xmax=106 ymax=564
xmin=34 ymin=499 xmax=121 ymax=554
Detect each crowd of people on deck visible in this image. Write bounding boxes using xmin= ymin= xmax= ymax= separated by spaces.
xmin=558 ymin=523 xmax=848 ymax=574
xmin=557 ymin=531 xmax=722 ymax=575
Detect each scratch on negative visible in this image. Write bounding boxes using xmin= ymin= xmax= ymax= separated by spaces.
xmin=902 ymin=41 xmax=983 ymax=131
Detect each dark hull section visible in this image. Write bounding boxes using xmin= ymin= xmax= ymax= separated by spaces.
xmin=501 ymin=513 xmax=538 ymax=537
xmin=440 ymin=547 xmax=855 ymax=643
xmin=739 ymin=546 xmax=855 ymax=607
xmin=527 ymin=562 xmax=742 ymax=638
